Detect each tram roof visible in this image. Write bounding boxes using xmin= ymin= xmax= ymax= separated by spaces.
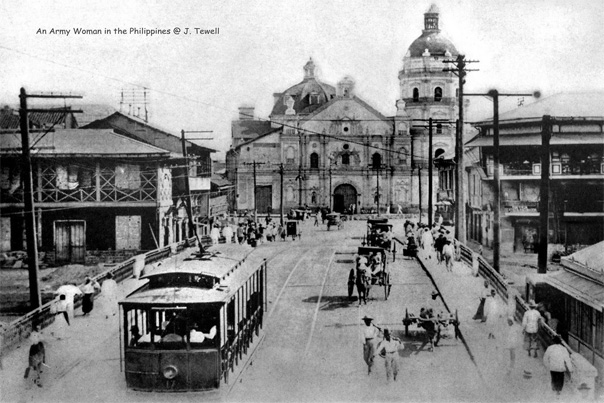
xmin=140 ymin=244 xmax=253 ymax=282
xmin=121 ymin=245 xmax=266 ymax=306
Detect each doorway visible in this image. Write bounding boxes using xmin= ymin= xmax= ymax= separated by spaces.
xmin=54 ymin=220 xmax=86 ymax=264
xmin=333 ymin=184 xmax=357 ymax=213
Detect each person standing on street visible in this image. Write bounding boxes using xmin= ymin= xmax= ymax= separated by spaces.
xmin=484 ymin=289 xmax=502 ymax=339
xmin=81 ymin=277 xmax=101 ymax=316
xmin=314 ymin=212 xmax=319 ymax=227
xmin=522 ymin=300 xmax=543 ymax=357
xmin=473 ymin=280 xmax=491 ymax=322
xmin=361 ymin=316 xmax=381 ymax=375
xmin=100 ymin=272 xmax=118 ymax=319
xmin=504 ymin=317 xmax=520 ymax=375
xmin=376 ymin=328 xmax=403 ymax=382
xmin=543 ymin=336 xmax=574 ymax=396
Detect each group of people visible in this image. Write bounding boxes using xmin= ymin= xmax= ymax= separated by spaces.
xmin=361 ymin=316 xmax=403 ymax=382
xmin=25 ymin=272 xmax=119 ymax=387
xmin=472 ymin=281 xmax=574 ymax=396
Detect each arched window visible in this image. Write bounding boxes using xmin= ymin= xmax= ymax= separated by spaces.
xmin=434 ymin=87 xmax=442 ymax=102
xmin=434 ymin=148 xmax=445 ymax=159
xmin=412 ymin=88 xmax=419 ymax=102
xmin=372 ymin=153 xmax=382 ymax=169
xmin=436 ymin=123 xmax=443 ymax=134
xmin=342 ymin=153 xmax=350 ymax=165
xmin=310 ymin=152 xmax=319 ymax=169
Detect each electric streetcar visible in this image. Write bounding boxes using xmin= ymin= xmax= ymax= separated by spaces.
xmin=119 ymin=244 xmax=267 ymax=392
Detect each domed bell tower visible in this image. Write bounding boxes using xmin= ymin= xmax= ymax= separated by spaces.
xmin=397 ymin=4 xmax=460 ymax=213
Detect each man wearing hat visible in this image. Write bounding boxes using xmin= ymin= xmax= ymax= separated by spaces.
xmin=376 ymin=328 xmax=403 ymax=382
xmin=543 ymin=335 xmax=574 ymax=395
xmin=522 ymin=300 xmax=543 ymax=357
xmin=361 ymin=316 xmax=381 ymax=374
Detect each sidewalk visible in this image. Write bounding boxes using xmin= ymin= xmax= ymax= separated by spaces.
xmin=416 ymin=247 xmax=578 ymax=402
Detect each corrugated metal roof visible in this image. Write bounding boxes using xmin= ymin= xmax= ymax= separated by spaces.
xmin=0 ymin=128 xmax=170 ymax=156
xmin=564 ymin=241 xmax=604 ymax=273
xmin=476 ymin=92 xmax=604 ymax=123
xmin=466 ymin=133 xmax=604 ymax=148
xmin=545 ymin=270 xmax=604 ymax=312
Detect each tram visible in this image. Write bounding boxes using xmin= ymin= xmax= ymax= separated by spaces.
xmin=119 ymin=244 xmax=267 ymax=392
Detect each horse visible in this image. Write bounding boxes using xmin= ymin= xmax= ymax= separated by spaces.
xmin=24 ymin=342 xmax=45 ymax=387
xmin=442 ymin=243 xmax=455 ymax=272
xmin=355 ymin=267 xmax=372 ymax=305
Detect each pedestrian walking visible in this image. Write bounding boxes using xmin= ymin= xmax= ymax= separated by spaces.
xmin=100 ymin=272 xmax=118 ymax=319
xmin=522 ymin=300 xmax=543 ymax=357
xmin=442 ymin=241 xmax=455 ymax=271
xmin=543 ymin=336 xmax=574 ymax=396
xmin=504 ymin=317 xmax=520 ymax=375
xmin=24 ymin=326 xmax=45 ymax=387
xmin=51 ymin=294 xmax=70 ymax=339
xmin=314 ymin=213 xmax=319 ymax=227
xmin=397 ymin=204 xmax=403 ymax=216
xmin=376 ymin=328 xmax=402 ymax=382
xmin=472 ymin=280 xmax=491 ymax=321
xmin=210 ymin=225 xmax=220 ymax=245
xmin=222 ymin=224 xmax=234 ymax=244
xmin=237 ymin=224 xmax=245 ymax=244
xmin=81 ymin=277 xmax=100 ymax=316
xmin=361 ymin=316 xmax=381 ymax=375
xmin=434 ymin=233 xmax=446 ymax=264
xmin=484 ymin=289 xmax=502 ymax=339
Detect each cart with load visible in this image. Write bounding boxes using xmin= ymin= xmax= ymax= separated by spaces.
xmin=366 ymin=218 xmax=393 ymax=251
xmin=285 ymin=220 xmax=301 ymax=240
xmin=351 ymin=246 xmax=391 ymax=301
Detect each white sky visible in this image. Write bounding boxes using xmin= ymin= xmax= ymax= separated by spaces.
xmin=1 ymin=0 xmax=603 ymax=157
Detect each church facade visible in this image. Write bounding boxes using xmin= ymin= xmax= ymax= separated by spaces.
xmin=227 ymin=5 xmax=461 ymax=215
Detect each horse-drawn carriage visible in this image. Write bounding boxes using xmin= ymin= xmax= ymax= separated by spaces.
xmin=348 ymin=246 xmax=392 ymax=303
xmin=326 ymin=212 xmax=343 ymax=231
xmin=366 ymin=218 xmax=393 ymax=251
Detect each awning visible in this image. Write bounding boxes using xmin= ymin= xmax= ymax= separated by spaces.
xmin=466 ymin=133 xmax=604 ymax=148
xmin=544 ymin=270 xmax=604 ymax=312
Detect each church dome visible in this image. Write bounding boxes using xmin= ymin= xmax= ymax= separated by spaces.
xmin=407 ymin=4 xmax=458 ymax=58
xmin=270 ymin=58 xmax=336 ymax=116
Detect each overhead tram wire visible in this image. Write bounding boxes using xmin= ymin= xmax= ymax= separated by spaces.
xmin=2 ymin=44 xmax=439 ymax=159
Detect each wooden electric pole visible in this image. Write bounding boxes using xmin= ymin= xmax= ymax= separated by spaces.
xmin=538 ymin=115 xmax=552 ymax=274
xmin=443 ymin=55 xmax=479 ymax=243
xmin=19 ymin=88 xmax=82 ymax=309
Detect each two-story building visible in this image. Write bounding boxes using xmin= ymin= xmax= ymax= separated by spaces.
xmin=467 ymin=92 xmax=604 ymax=254
xmin=0 ymin=129 xmax=173 ymax=264
xmin=82 ymin=112 xmax=215 ymax=240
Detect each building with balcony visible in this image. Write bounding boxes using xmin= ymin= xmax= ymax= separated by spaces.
xmin=467 ymin=92 xmax=604 ymax=254
xmin=0 ymin=129 xmax=173 ymax=264
xmin=82 ymin=112 xmax=215 ymax=240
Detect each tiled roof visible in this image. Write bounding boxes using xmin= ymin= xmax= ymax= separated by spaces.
xmin=0 ymin=128 xmax=170 ymax=157
xmin=0 ymin=107 xmax=77 ymax=130
xmin=83 ymin=111 xmax=216 ymax=154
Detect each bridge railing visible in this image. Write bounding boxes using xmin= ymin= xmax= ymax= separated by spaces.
xmin=0 ymin=236 xmax=212 ymax=353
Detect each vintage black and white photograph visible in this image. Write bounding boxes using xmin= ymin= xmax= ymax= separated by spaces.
xmin=1 ymin=0 xmax=603 ymax=402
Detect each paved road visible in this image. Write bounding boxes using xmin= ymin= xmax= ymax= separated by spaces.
xmin=2 ymin=218 xmax=550 ymax=402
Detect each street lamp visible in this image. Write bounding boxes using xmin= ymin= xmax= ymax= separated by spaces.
xmin=465 ymin=90 xmax=540 ymax=273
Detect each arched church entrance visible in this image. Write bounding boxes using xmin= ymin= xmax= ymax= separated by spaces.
xmin=333 ymin=184 xmax=357 ymax=213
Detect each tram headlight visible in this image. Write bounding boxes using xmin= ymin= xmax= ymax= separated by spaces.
xmin=162 ymin=365 xmax=179 ymax=380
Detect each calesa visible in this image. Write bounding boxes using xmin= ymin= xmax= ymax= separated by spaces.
xmin=119 ymin=243 xmax=267 ymax=392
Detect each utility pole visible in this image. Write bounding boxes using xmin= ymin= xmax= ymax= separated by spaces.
xmin=180 ymin=130 xmax=205 ymax=252
xmin=418 ymin=166 xmax=423 ymax=222
xmin=428 ymin=118 xmax=433 ymax=225
xmin=19 ymin=88 xmax=82 ymax=309
xmin=443 ymin=55 xmax=479 ymax=243
xmin=254 ymin=161 xmax=258 ymax=222
xmin=329 ymin=165 xmax=333 ymax=211
xmin=466 ymin=90 xmax=539 ymax=272
xmin=279 ymin=163 xmax=284 ymax=226
xmin=538 ymin=115 xmax=552 ymax=274
xmin=376 ymin=165 xmax=380 ymax=216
